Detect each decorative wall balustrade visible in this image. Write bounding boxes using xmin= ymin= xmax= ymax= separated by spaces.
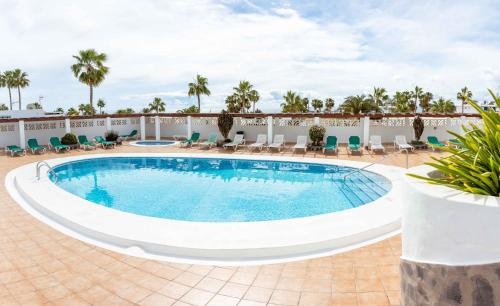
xmin=158 ymin=117 xmax=187 ymax=125
xmin=320 ymin=118 xmax=360 ymax=127
xmin=274 ymin=118 xmax=315 ymax=127
xmin=239 ymin=117 xmax=267 ymax=126
xmin=0 ymin=123 xmax=15 ymax=132
xmin=192 ymin=117 xmax=218 ymax=126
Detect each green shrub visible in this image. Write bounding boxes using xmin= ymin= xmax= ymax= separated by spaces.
xmin=61 ymin=133 xmax=78 ymax=145
xmin=105 ymin=130 xmax=119 ymax=141
xmin=412 ymin=115 xmax=424 ymax=141
xmin=217 ymin=110 xmax=233 ymax=141
xmin=309 ymin=125 xmax=326 ymax=146
xmin=408 ymin=90 xmax=500 ymax=196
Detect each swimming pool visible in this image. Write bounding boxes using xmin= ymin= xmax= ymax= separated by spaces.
xmin=8 ymin=153 xmax=402 ymax=264
xmin=50 ymin=157 xmax=390 ymax=222
xmin=129 ymin=140 xmax=176 ymax=147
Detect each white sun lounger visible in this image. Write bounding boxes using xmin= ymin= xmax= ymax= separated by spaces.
xmin=293 ymin=136 xmax=308 ymax=152
xmin=369 ymin=135 xmax=385 ymax=152
xmin=267 ymin=134 xmax=285 ymax=152
xmin=247 ymin=134 xmax=267 ymax=151
xmin=223 ymin=134 xmax=245 ymax=150
xmin=394 ymin=135 xmax=415 ymax=151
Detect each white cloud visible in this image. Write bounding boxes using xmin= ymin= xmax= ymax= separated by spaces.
xmin=0 ymin=0 xmax=498 ymax=112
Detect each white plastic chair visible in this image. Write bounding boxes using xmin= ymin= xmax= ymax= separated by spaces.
xmin=268 ymin=135 xmax=285 ymax=152
xmin=247 ymin=134 xmax=267 ymax=151
xmin=293 ymin=136 xmax=308 ymax=152
xmin=223 ymin=134 xmax=245 ymax=150
xmin=369 ymin=135 xmax=385 ymax=152
xmin=394 ymin=135 xmax=414 ymax=151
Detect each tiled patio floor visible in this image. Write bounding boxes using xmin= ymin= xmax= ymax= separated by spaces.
xmin=0 ymin=142 xmax=446 ymax=305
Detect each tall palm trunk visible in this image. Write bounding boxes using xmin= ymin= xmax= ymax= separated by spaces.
xmin=7 ymin=87 xmax=12 ymax=110
xmin=17 ymin=86 xmax=21 ymax=110
xmin=196 ymin=95 xmax=201 ymax=113
xmin=461 ymin=100 xmax=464 ymax=114
xmin=253 ymin=102 xmax=255 ymax=113
xmin=90 ymin=85 xmax=94 ymax=109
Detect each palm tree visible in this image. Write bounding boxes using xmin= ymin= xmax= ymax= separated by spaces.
xmin=249 ymin=89 xmax=260 ymax=113
xmin=389 ymin=91 xmax=413 ymax=113
xmin=66 ymin=108 xmax=79 ymax=116
xmin=324 ymin=98 xmax=335 ymax=113
xmin=311 ymin=99 xmax=323 ymax=112
xmin=418 ymin=92 xmax=433 ymax=113
xmin=149 ymin=97 xmax=166 ymax=114
xmin=11 ymin=69 xmax=30 ymax=110
xmin=142 ymin=107 xmax=151 ymax=114
xmin=55 ymin=107 xmax=64 ymax=113
xmin=457 ymin=86 xmax=473 ymax=114
xmin=340 ymin=95 xmax=374 ymax=114
xmin=411 ymin=86 xmax=423 ymax=113
xmin=225 ymin=94 xmax=240 ymax=113
xmin=281 ymin=91 xmax=307 ymax=113
xmin=31 ymin=102 xmax=42 ymax=109
xmin=187 ymin=74 xmax=210 ymax=113
xmin=302 ymin=97 xmax=310 ymax=112
xmin=1 ymin=71 xmax=15 ymax=110
xmin=0 ymin=104 xmax=8 ymax=111
xmin=78 ymin=103 xmax=87 ymax=115
xmin=368 ymin=87 xmax=389 ymax=111
xmin=97 ymin=98 xmax=106 ymax=114
xmin=71 ymin=49 xmax=109 ymax=110
xmin=232 ymin=81 xmax=256 ymax=113
xmin=115 ymin=108 xmax=135 ymax=114
xmin=429 ymin=98 xmax=456 ymax=113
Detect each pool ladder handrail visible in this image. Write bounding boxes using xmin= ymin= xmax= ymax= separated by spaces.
xmin=342 ymin=163 xmax=375 ymax=181
xmin=36 ymin=161 xmax=59 ymax=182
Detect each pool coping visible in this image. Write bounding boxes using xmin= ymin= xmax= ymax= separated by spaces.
xmin=6 ymin=153 xmax=404 ymax=265
xmin=129 ymin=140 xmax=178 ymax=147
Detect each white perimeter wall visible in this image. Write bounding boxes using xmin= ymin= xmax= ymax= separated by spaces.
xmin=0 ymin=115 xmax=483 ymax=149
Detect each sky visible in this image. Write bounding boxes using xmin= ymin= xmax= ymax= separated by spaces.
xmin=0 ymin=0 xmax=499 ymax=112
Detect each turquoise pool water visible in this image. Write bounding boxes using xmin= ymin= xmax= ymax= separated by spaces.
xmin=134 ymin=141 xmax=175 ymax=146
xmin=50 ymin=157 xmax=391 ymax=222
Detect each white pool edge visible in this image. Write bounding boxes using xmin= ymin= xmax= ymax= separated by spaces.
xmin=6 ymin=153 xmax=404 ymax=266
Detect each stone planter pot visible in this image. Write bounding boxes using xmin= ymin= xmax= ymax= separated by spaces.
xmin=402 ymin=165 xmax=500 ymax=305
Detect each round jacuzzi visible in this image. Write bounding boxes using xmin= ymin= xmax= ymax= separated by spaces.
xmin=6 ymin=153 xmax=403 ymax=265
xmin=129 ymin=140 xmax=176 ymax=147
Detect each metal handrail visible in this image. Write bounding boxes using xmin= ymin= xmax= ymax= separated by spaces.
xmin=343 ymin=163 xmax=376 ymax=181
xmin=36 ymin=161 xmax=59 ymax=182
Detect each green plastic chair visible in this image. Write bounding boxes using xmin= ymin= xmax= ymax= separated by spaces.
xmin=50 ymin=137 xmax=70 ymax=153
xmin=78 ymin=135 xmax=97 ymax=150
xmin=322 ymin=136 xmax=338 ymax=154
xmin=6 ymin=145 xmax=26 ymax=157
xmin=180 ymin=132 xmax=201 ymax=147
xmin=348 ymin=136 xmax=362 ymax=154
xmin=95 ymin=136 xmax=115 ymax=149
xmin=448 ymin=138 xmax=463 ymax=148
xmin=120 ymin=130 xmax=138 ymax=140
xmin=427 ymin=136 xmax=445 ymax=151
xmin=27 ymin=139 xmax=46 ymax=154
xmin=200 ymin=133 xmax=218 ymax=149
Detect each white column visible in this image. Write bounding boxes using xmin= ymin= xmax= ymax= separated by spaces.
xmin=140 ymin=116 xmax=146 ymax=141
xmin=65 ymin=118 xmax=71 ymax=134
xmin=155 ymin=115 xmax=160 ymax=140
xmin=18 ymin=120 xmax=25 ymax=149
xmin=314 ymin=116 xmax=320 ymax=125
xmin=267 ymin=116 xmax=273 ymax=144
xmin=105 ymin=117 xmax=112 ymax=131
xmin=363 ymin=116 xmax=370 ymax=149
xmin=187 ymin=116 xmax=192 ymax=137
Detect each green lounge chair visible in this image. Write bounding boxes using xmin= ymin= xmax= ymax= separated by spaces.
xmin=427 ymin=136 xmax=445 ymax=151
xmin=95 ymin=136 xmax=115 ymax=149
xmin=348 ymin=136 xmax=362 ymax=154
xmin=49 ymin=137 xmax=70 ymax=153
xmin=322 ymin=136 xmax=338 ymax=154
xmin=200 ymin=133 xmax=218 ymax=149
xmin=78 ymin=135 xmax=97 ymax=150
xmin=27 ymin=138 xmax=46 ymax=154
xmin=120 ymin=130 xmax=138 ymax=140
xmin=180 ymin=132 xmax=200 ymax=147
xmin=5 ymin=145 xmax=25 ymax=157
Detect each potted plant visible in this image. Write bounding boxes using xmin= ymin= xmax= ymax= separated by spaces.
xmin=61 ymin=133 xmax=78 ymax=149
xmin=105 ymin=130 xmax=120 ymax=144
xmin=309 ymin=125 xmax=326 ymax=149
xmin=402 ymin=90 xmax=500 ymax=305
xmin=217 ymin=110 xmax=234 ymax=144
xmin=409 ymin=115 xmax=426 ymax=148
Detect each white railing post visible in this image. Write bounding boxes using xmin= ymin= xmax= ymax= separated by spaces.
xmin=65 ymin=118 xmax=71 ymax=134
xmin=155 ymin=115 xmax=161 ymax=140
xmin=18 ymin=120 xmax=25 ymax=149
xmin=187 ymin=116 xmax=192 ymax=137
xmin=267 ymin=115 xmax=273 ymax=144
xmin=140 ymin=116 xmax=146 ymax=141
xmin=363 ymin=116 xmax=370 ymax=149
xmin=314 ymin=116 xmax=320 ymax=125
xmin=106 ymin=117 xmax=112 ymax=131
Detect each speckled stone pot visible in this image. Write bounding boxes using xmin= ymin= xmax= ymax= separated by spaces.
xmin=400 ymin=259 xmax=500 ymax=306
